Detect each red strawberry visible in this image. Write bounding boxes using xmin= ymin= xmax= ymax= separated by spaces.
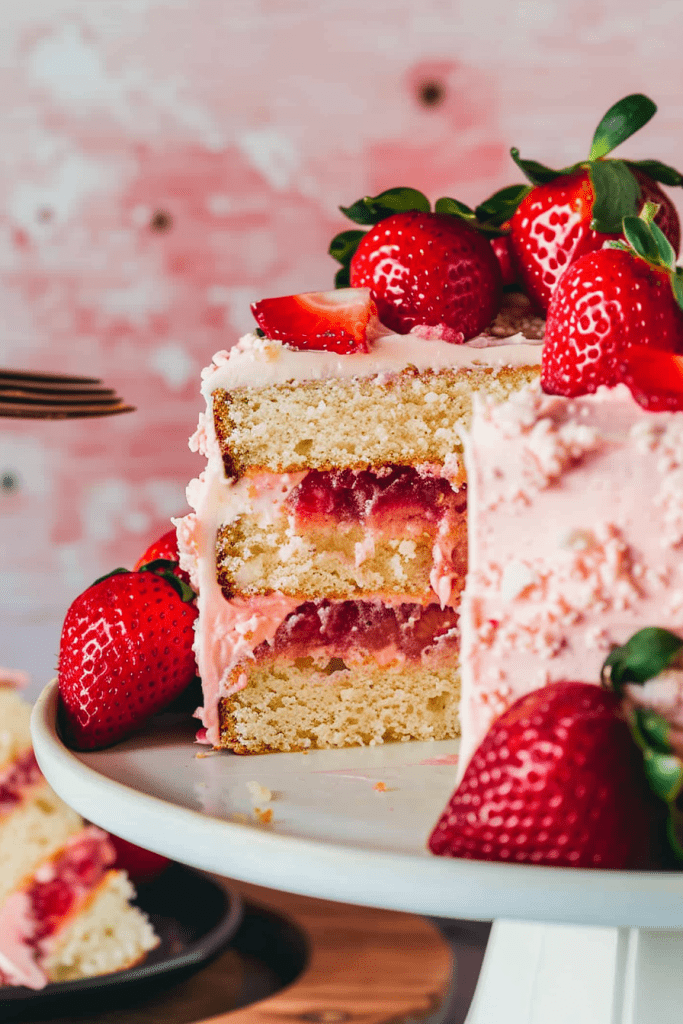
xmin=58 ymin=570 xmax=198 ymax=750
xmin=429 ymin=682 xmax=660 ymax=868
xmin=134 ymin=528 xmax=190 ymax=585
xmin=542 ymin=210 xmax=683 ymax=397
xmin=349 ymin=210 xmax=501 ymax=337
xmin=511 ymin=168 xmax=678 ymax=312
xmin=490 ymin=233 xmax=517 ymax=288
xmin=251 ymin=288 xmax=377 ymax=354
xmin=108 ymin=835 xmax=170 ymax=884
xmin=618 ymin=346 xmax=683 ymax=412
xmin=504 ymin=94 xmax=682 ymax=311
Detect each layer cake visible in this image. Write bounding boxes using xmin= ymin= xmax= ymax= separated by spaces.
xmin=177 ymin=295 xmax=543 ymax=752
xmin=459 ymin=381 xmax=683 ymax=773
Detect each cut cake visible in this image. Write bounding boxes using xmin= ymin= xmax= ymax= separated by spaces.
xmin=458 ymin=381 xmax=683 ymax=774
xmin=0 ymin=683 xmax=158 ymax=989
xmin=176 ymin=293 xmax=543 ymax=753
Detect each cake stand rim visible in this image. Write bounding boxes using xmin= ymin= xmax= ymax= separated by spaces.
xmin=31 ymin=678 xmax=683 ymax=928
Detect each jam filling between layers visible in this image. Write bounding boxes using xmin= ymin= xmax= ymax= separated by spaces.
xmin=285 ymin=465 xmax=465 ymax=534
xmin=0 ymin=750 xmax=42 ymax=817
xmin=216 ymin=464 xmax=468 ymax=608
xmin=0 ymin=827 xmax=115 ymax=989
xmin=250 ymin=599 xmax=460 ymax=671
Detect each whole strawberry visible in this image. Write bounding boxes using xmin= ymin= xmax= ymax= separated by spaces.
xmin=329 ymin=188 xmax=503 ymax=339
xmin=58 ymin=568 xmax=197 ymax=750
xmin=134 ymin=527 xmax=191 ymax=586
xmin=429 ymin=681 xmax=660 ymax=868
xmin=350 ymin=210 xmax=501 ymax=337
xmin=542 ymin=205 xmax=683 ymax=396
xmin=504 ymin=94 xmax=682 ymax=311
xmin=108 ymin=835 xmax=170 ymax=884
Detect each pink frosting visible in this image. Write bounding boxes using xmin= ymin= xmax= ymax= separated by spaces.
xmin=459 ymin=383 xmax=683 ymax=773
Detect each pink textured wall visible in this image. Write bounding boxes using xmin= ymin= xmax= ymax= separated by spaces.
xmin=2 ymin=0 xmax=683 ymax=687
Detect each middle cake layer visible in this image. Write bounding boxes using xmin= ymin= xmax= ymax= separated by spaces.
xmin=215 ymin=465 xmax=467 ymax=606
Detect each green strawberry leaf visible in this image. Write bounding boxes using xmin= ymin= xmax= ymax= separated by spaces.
xmin=626 ymin=158 xmax=683 ymax=188
xmin=335 ymin=265 xmax=350 ymax=288
xmin=672 ymin=268 xmax=683 ymax=313
xmin=92 ymin=567 xmax=129 ymax=586
xmin=622 ymin=214 xmax=661 ymax=265
xmin=339 ymin=187 xmax=430 ymax=225
xmin=329 ymin=229 xmax=366 ymax=264
xmin=433 ymin=196 xmax=504 ymax=235
xmin=589 ymin=94 xmax=657 ymax=161
xmin=434 ymin=196 xmax=476 ymax=220
xmin=329 ymin=229 xmax=366 ymax=290
xmin=138 ymin=558 xmax=196 ymax=602
xmin=474 ymin=183 xmax=532 ymax=226
xmin=509 ymin=147 xmax=572 ymax=185
xmin=642 ymin=747 xmax=683 ymax=803
xmin=589 ymin=159 xmax=640 ymax=233
xmin=634 ymin=708 xmax=672 ymax=755
xmin=601 ymin=627 xmax=683 ymax=691
xmin=138 ymin=558 xmax=179 ymax=574
xmin=650 ymin=220 xmax=677 ymax=270
xmin=666 ymin=813 xmax=683 ymax=862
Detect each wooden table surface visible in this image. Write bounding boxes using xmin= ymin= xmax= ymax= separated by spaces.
xmin=30 ymin=879 xmax=455 ymax=1024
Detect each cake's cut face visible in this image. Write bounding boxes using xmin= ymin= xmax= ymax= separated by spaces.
xmin=0 ymin=827 xmax=158 ymax=989
xmin=0 ymin=686 xmax=159 ymax=989
xmin=177 ymin=297 xmax=543 ymax=752
xmin=459 ymin=381 xmax=683 ymax=773
xmin=0 ymin=689 xmax=83 ymax=908
xmin=215 ymin=466 xmax=468 ymax=605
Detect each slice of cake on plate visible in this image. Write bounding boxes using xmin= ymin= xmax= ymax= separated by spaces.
xmin=0 ymin=679 xmax=159 ymax=989
xmin=176 ymin=288 xmax=542 ymax=752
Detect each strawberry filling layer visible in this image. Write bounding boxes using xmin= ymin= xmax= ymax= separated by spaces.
xmin=285 ymin=465 xmax=464 ymax=533
xmin=0 ymin=750 xmax=42 ymax=817
xmin=252 ymin=599 xmax=460 ymax=669
xmin=0 ymin=826 xmax=115 ymax=989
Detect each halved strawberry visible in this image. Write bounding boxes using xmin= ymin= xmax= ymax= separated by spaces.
xmin=250 ymin=288 xmax=377 ymax=354
xmin=618 ymin=346 xmax=683 ymax=411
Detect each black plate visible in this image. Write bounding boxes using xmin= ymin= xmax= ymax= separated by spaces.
xmin=0 ymin=863 xmax=243 ymax=1022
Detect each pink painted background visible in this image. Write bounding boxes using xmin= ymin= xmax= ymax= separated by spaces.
xmin=2 ymin=0 xmax=683 ymax=693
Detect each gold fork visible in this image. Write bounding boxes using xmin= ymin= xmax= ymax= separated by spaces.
xmin=0 ymin=369 xmax=135 ymax=419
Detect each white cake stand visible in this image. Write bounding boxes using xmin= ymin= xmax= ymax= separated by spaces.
xmin=31 ymin=679 xmax=683 ymax=1023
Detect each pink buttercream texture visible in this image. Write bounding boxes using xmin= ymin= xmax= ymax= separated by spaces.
xmin=459 ymin=384 xmax=683 ymax=773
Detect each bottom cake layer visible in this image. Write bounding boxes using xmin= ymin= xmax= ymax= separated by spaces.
xmin=218 ymin=658 xmax=460 ymax=753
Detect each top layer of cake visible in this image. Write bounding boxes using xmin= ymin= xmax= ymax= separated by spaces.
xmin=459 ymin=381 xmax=683 ymax=772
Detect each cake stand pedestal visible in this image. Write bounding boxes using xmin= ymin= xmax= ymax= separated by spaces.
xmin=30 ymin=680 xmax=683 ymax=1024
xmin=467 ymin=920 xmax=683 ymax=1024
